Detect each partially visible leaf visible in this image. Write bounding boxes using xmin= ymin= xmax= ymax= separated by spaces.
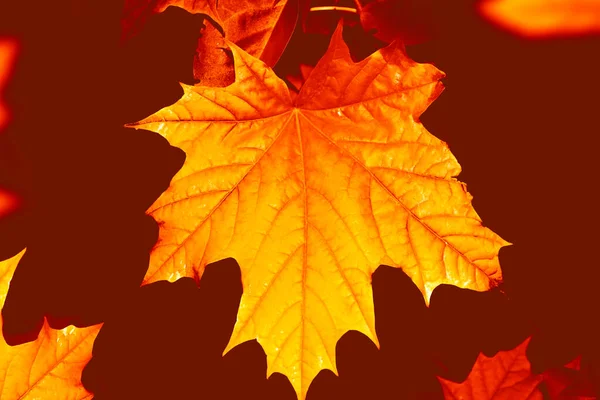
xmin=0 ymin=251 xmax=101 ymax=400
xmin=275 ymin=17 xmax=385 ymax=94
xmin=122 ymin=0 xmax=299 ymax=66
xmin=543 ymin=356 xmax=599 ymax=399
xmin=437 ymin=337 xmax=543 ymax=400
xmin=286 ymin=63 xmax=315 ymax=92
xmin=129 ymin=24 xmax=508 ymax=399
xmin=0 ymin=189 xmax=18 ymax=218
xmin=0 ymin=38 xmax=24 ymax=248
xmin=357 ymin=0 xmax=437 ymax=44
xmin=479 ymin=0 xmax=600 ymax=38
xmin=564 ymin=356 xmax=582 ymax=371
xmin=543 ymin=360 xmax=580 ymax=399
xmin=193 ymin=18 xmax=234 ymax=87
xmin=0 ymin=38 xmax=17 ymax=131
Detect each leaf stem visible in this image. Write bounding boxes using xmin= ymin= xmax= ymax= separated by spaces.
xmin=309 ymin=6 xmax=358 ymax=14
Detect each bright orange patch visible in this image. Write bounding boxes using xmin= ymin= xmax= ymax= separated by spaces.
xmin=480 ymin=0 xmax=600 ymax=38
xmin=0 ymin=189 xmax=19 ymax=218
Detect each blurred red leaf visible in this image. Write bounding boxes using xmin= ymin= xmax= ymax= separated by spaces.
xmin=543 ymin=356 xmax=599 ymax=399
xmin=0 ymin=38 xmax=17 ymax=132
xmin=356 ymin=0 xmax=437 ymax=44
xmin=438 ymin=337 xmax=543 ymax=399
xmin=0 ymin=189 xmax=19 ymax=219
xmin=0 ymin=251 xmax=101 ymax=399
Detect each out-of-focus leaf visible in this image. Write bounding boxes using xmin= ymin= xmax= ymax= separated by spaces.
xmin=0 ymin=38 xmax=17 ymax=131
xmin=192 ymin=18 xmax=234 ymax=87
xmin=357 ymin=0 xmax=437 ymax=44
xmin=479 ymin=0 xmax=600 ymax=38
xmin=437 ymin=337 xmax=543 ymax=400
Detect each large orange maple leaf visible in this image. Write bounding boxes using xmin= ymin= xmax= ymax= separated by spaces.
xmin=0 ymin=38 xmax=17 ymax=132
xmin=128 ymin=25 xmax=509 ymax=399
xmin=0 ymin=251 xmax=101 ymax=399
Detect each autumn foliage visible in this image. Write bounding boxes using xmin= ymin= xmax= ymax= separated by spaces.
xmin=0 ymin=38 xmax=17 ymax=132
xmin=129 ymin=25 xmax=507 ymax=397
xmin=0 ymin=1 xmax=599 ymax=399
xmin=0 ymin=251 xmax=100 ymax=399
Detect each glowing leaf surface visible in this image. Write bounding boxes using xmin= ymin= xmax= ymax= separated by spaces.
xmin=0 ymin=251 xmax=101 ymax=400
xmin=130 ymin=26 xmax=509 ymax=399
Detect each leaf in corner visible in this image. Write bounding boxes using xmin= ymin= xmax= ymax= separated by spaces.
xmin=128 ymin=24 xmax=509 ymax=399
xmin=437 ymin=337 xmax=543 ymax=400
xmin=0 ymin=251 xmax=100 ymax=400
xmin=122 ymin=0 xmax=299 ymax=67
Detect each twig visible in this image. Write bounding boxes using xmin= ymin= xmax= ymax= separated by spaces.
xmin=309 ymin=6 xmax=358 ymax=14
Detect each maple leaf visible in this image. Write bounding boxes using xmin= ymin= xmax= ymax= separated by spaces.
xmin=438 ymin=338 xmax=544 ymax=400
xmin=192 ymin=18 xmax=235 ymax=87
xmin=122 ymin=0 xmax=299 ymax=67
xmin=479 ymin=0 xmax=600 ymax=37
xmin=543 ymin=357 xmax=581 ymax=399
xmin=0 ymin=251 xmax=101 ymax=399
xmin=128 ymin=24 xmax=508 ymax=399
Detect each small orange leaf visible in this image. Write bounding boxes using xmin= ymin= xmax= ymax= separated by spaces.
xmin=438 ymin=338 xmax=543 ymax=400
xmin=0 ymin=251 xmax=101 ymax=400
xmin=129 ymin=25 xmax=508 ymax=399
xmin=479 ymin=0 xmax=600 ymax=38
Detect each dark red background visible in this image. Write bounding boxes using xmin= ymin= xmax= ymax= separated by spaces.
xmin=0 ymin=1 xmax=598 ymax=398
